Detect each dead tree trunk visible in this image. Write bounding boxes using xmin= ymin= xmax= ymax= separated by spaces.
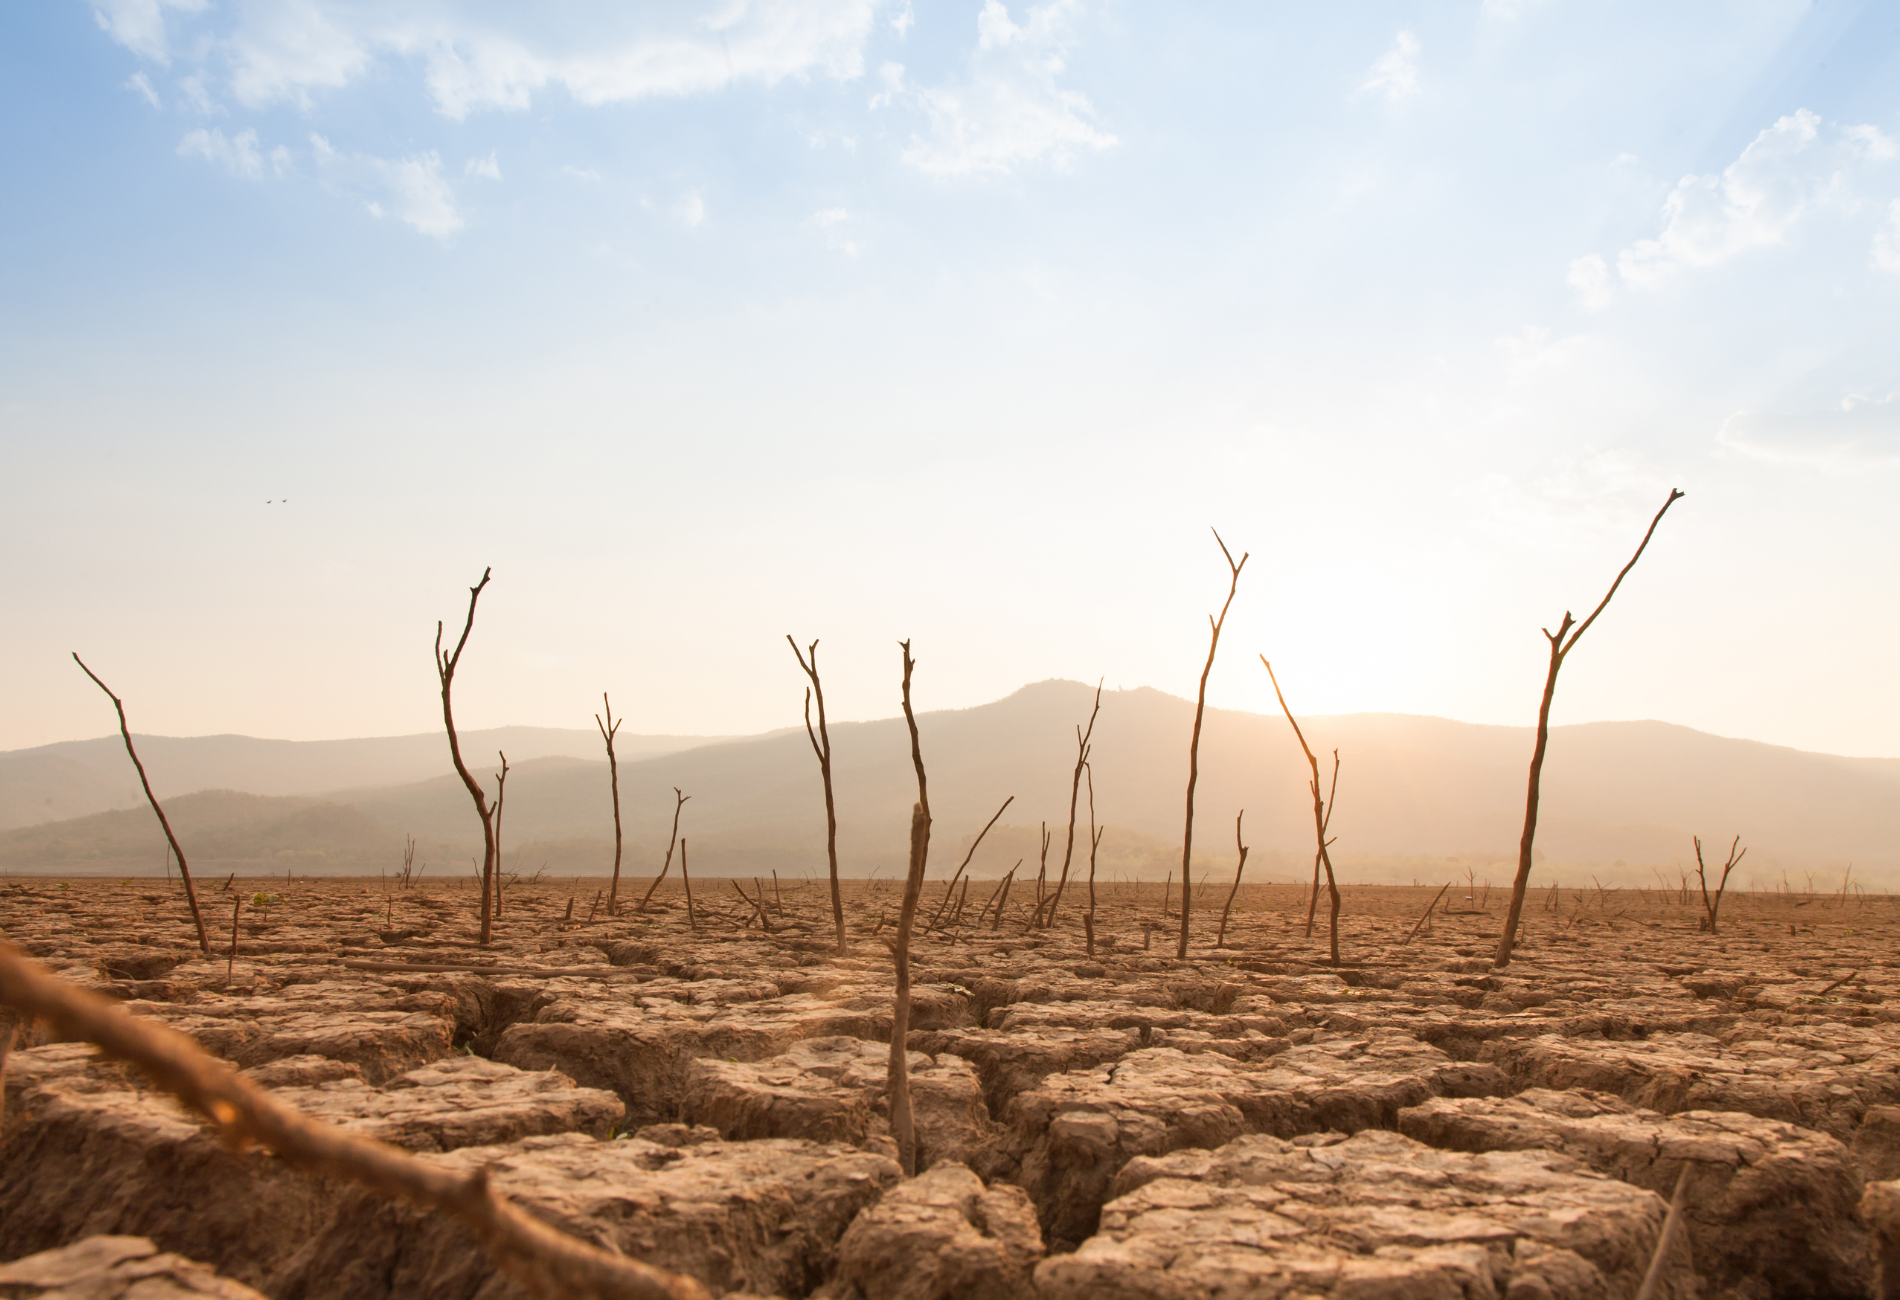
xmin=596 ymin=694 xmax=625 ymax=914
xmin=1216 ymin=811 xmax=1248 ymax=948
xmin=1084 ymin=764 xmax=1103 ymax=958
xmin=1179 ymin=530 xmax=1247 ymax=960
xmin=1263 ymin=658 xmax=1343 ymax=965
xmin=889 ymin=640 xmax=932 ymax=1177
xmin=637 ymin=789 xmax=690 ymax=914
xmin=72 ymin=655 xmax=210 ymax=954
xmin=1041 ymin=680 xmax=1102 ymax=928
xmin=491 ymin=752 xmax=509 ymax=920
xmin=1695 ymin=835 xmax=1745 ymax=934
xmin=680 ymin=839 xmax=696 ymax=930
xmin=434 ymin=568 xmax=499 ymax=946
xmin=1495 ymin=488 xmax=1684 ymax=968
xmin=788 ymin=638 xmax=847 ymax=955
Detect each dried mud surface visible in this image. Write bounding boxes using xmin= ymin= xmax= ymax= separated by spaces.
xmin=3 ymin=874 xmax=1897 ymax=1299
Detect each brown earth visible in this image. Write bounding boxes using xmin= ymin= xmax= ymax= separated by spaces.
xmin=2 ymin=873 xmax=1896 ymax=1299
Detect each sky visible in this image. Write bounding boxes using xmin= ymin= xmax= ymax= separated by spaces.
xmin=2 ymin=0 xmax=1898 ymax=758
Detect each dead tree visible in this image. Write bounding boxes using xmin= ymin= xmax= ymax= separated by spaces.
xmin=491 ymin=752 xmax=509 ymax=920
xmin=1262 ymin=658 xmax=1343 ymax=965
xmin=680 ymin=838 xmax=696 ymax=930
xmin=1040 ymin=679 xmax=1102 ymax=927
xmin=0 ymin=941 xmax=713 ymax=1300
xmin=1694 ymin=835 xmax=1745 ymax=934
xmin=1495 ymin=489 xmax=1684 ymax=967
xmin=788 ymin=637 xmax=847 ymax=955
xmin=927 ymin=796 xmax=1013 ymax=934
xmin=1216 ymin=812 xmax=1249 ymax=948
xmin=1083 ymin=764 xmax=1103 ymax=958
xmin=72 ymin=655 xmax=209 ymax=954
xmin=434 ymin=568 xmax=499 ymax=946
xmin=637 ymin=789 xmax=690 ymax=913
xmin=1179 ymin=530 xmax=1247 ymax=959
xmin=1032 ymin=823 xmax=1051 ymax=923
xmin=596 ymin=694 xmax=626 ymax=914
xmin=889 ymin=640 xmax=932 ymax=1177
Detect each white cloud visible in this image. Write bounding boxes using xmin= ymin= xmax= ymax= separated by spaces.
xmin=901 ymin=0 xmax=1116 ymax=178
xmin=91 ymin=0 xmax=206 ymax=64
xmin=1480 ymin=0 xmax=1549 ymax=19
xmin=312 ymin=133 xmax=464 ymax=241
xmin=889 ymin=0 xmax=914 ymax=38
xmin=1616 ymin=110 xmax=1896 ymax=286
xmin=808 ymin=206 xmax=858 ymax=254
xmin=124 ymin=72 xmax=160 ymax=107
xmin=868 ymin=61 xmax=903 ymax=110
xmin=100 ymin=1 xmax=885 ymax=119
xmin=671 ymin=189 xmax=706 ymax=228
xmin=177 ymin=127 xmax=264 ymax=179
xmin=1719 ymin=395 xmax=1900 ymax=470
xmin=1357 ymin=32 xmax=1419 ymax=104
xmin=465 ymin=152 xmax=502 ymax=181
xmin=179 ymin=74 xmax=223 ymax=115
xmin=562 ymin=165 xmax=603 ymax=181
xmin=1566 ymin=253 xmax=1612 ymax=310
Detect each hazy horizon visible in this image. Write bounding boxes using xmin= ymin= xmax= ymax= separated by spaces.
xmin=5 ymin=3 xmax=1899 ymax=760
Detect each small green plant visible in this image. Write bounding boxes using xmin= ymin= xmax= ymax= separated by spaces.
xmin=251 ymin=892 xmax=284 ymax=918
xmin=57 ymin=881 xmax=70 ymax=891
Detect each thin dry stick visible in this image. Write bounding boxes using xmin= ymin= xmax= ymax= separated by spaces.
xmin=989 ymin=868 xmax=1017 ymax=932
xmin=1693 ymin=834 xmax=1745 ymax=934
xmin=637 ymin=789 xmax=690 ymax=913
xmin=491 ymin=752 xmax=509 ymax=921
xmin=434 ymin=568 xmax=499 ymax=946
xmin=1216 ymin=811 xmax=1249 ymax=948
xmin=226 ymin=896 xmax=240 ymax=981
xmin=1298 ymin=754 xmax=1339 ymax=939
xmin=1815 ymin=970 xmax=1860 ymax=999
xmin=0 ymin=942 xmax=711 ymax=1300
xmin=890 ymin=640 xmax=932 ymax=1177
xmin=1634 ymin=1163 xmax=1691 ymax=1300
xmin=1033 ymin=822 xmax=1050 ymax=921
xmin=1084 ymin=763 xmax=1102 ymax=958
xmin=1041 ymin=680 xmax=1103 ymax=927
xmin=680 ymin=839 xmax=696 ymax=930
xmin=596 ymin=694 xmax=626 ymax=914
xmin=1264 ymin=658 xmax=1343 ymax=965
xmin=1497 ymin=489 xmax=1684 ymax=968
xmin=928 ymin=796 xmax=1013 ymax=933
xmin=975 ymin=864 xmax=1018 ymax=929
xmin=788 ymin=637 xmax=846 ymax=955
xmin=71 ymin=655 xmax=210 ymax=954
xmin=1180 ymin=529 xmax=1247 ymax=959
xmin=1403 ymin=882 xmax=1453 ymax=945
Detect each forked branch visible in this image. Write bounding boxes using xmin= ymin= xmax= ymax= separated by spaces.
xmin=1694 ymin=834 xmax=1745 ymax=934
xmin=1179 ymin=529 xmax=1247 ymax=959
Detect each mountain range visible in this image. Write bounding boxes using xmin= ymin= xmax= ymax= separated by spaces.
xmin=2 ymin=681 xmax=1895 ymax=887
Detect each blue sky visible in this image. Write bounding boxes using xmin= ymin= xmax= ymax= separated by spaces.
xmin=3 ymin=0 xmax=1899 ymax=756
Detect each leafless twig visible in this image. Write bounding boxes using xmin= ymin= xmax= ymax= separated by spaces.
xmin=890 ymin=640 xmax=931 ymax=1176
xmin=433 ymin=568 xmax=499 ymax=946
xmin=71 ymin=655 xmax=211 ymax=953
xmin=1496 ymin=489 xmax=1683 ymax=968
xmin=788 ymin=637 xmax=846 ymax=955
xmin=637 ymin=789 xmax=690 ymax=914
xmin=596 ymin=694 xmax=626 ymax=914
xmin=1179 ymin=530 xmax=1247 ymax=959
xmin=1215 ymin=812 xmax=1248 ymax=948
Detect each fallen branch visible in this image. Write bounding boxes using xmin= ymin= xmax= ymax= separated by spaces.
xmin=1402 ymin=883 xmax=1453 ymax=945
xmin=0 ymin=941 xmax=710 ymax=1300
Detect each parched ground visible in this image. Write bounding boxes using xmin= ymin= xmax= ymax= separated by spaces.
xmin=2 ymin=872 xmax=1897 ymax=1299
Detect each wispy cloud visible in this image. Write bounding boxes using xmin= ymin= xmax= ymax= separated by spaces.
xmin=808 ymin=206 xmax=859 ymax=255
xmin=312 ymin=133 xmax=464 ymax=241
xmin=900 ymin=0 xmax=1116 ymax=178
xmin=91 ymin=0 xmax=206 ymax=64
xmin=464 ymin=152 xmax=501 ymax=182
xmin=1357 ymin=32 xmax=1419 ymax=104
xmin=1615 ymin=110 xmax=1896 ymax=286
xmin=124 ymin=71 xmax=160 ymax=107
xmin=99 ymin=2 xmax=886 ymax=119
xmin=1566 ymin=253 xmax=1612 ymax=310
xmin=1719 ymin=395 xmax=1900 ymax=471
xmin=177 ymin=127 xmax=263 ymax=179
xmin=670 ymin=188 xmax=705 ymax=229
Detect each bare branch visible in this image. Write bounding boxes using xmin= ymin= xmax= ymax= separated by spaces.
xmin=1180 ymin=531 xmax=1247 ymax=960
xmin=0 ymin=941 xmax=711 ymax=1300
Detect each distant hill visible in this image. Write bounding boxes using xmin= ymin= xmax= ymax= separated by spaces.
xmin=2 ymin=682 xmax=1895 ymax=885
xmin=0 ymin=726 xmax=728 ymax=829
